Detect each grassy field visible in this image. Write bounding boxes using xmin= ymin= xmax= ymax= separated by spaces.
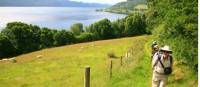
xmin=0 ymin=35 xmax=150 ymax=87
xmin=0 ymin=35 xmax=197 ymax=87
xmin=107 ymin=35 xmax=151 ymax=87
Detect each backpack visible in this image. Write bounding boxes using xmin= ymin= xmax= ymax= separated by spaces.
xmin=151 ymin=44 xmax=157 ymax=49
xmin=153 ymin=53 xmax=173 ymax=75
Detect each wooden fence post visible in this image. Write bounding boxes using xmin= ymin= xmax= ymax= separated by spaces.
xmin=120 ymin=56 xmax=123 ymax=66
xmin=110 ymin=60 xmax=113 ymax=79
xmin=84 ymin=66 xmax=90 ymax=87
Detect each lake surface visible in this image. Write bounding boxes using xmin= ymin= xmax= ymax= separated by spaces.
xmin=0 ymin=7 xmax=127 ymax=29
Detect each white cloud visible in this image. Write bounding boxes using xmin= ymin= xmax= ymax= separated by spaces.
xmin=70 ymin=0 xmax=126 ymax=5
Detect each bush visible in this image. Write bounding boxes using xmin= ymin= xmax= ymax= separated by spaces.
xmin=86 ymin=18 xmax=115 ymax=39
xmin=124 ymin=13 xmax=146 ymax=36
xmin=2 ymin=22 xmax=41 ymax=54
xmin=76 ymin=33 xmax=96 ymax=43
xmin=107 ymin=51 xmax=117 ymax=58
xmin=0 ymin=34 xmax=16 ymax=59
xmin=70 ymin=23 xmax=84 ymax=35
xmin=40 ymin=28 xmax=54 ymax=48
xmin=54 ymin=30 xmax=76 ymax=46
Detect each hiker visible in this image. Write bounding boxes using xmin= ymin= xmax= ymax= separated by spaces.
xmin=151 ymin=41 xmax=157 ymax=49
xmin=151 ymin=45 xmax=159 ymax=60
xmin=152 ymin=45 xmax=173 ymax=87
xmin=151 ymin=41 xmax=159 ymax=60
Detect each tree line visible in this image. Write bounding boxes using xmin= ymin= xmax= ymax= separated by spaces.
xmin=0 ymin=13 xmax=147 ymax=59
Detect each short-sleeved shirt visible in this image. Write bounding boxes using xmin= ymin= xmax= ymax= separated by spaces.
xmin=152 ymin=53 xmax=171 ymax=74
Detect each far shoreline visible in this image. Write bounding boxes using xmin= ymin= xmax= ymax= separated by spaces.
xmin=95 ymin=8 xmax=129 ymax=15
xmin=0 ymin=7 xmax=127 ymax=30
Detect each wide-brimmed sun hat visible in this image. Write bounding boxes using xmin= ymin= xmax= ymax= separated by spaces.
xmin=160 ymin=45 xmax=172 ymax=53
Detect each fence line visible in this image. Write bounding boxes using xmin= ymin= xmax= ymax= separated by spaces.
xmin=83 ymin=55 xmax=128 ymax=86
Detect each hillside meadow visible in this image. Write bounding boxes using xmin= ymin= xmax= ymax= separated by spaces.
xmin=0 ymin=35 xmax=149 ymax=87
xmin=0 ymin=35 xmax=197 ymax=87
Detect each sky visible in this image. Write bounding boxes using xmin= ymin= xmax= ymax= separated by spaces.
xmin=70 ymin=0 xmax=126 ymax=5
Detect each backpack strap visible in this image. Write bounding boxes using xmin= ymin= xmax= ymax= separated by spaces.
xmin=158 ymin=57 xmax=165 ymax=68
xmin=159 ymin=55 xmax=173 ymax=68
xmin=169 ymin=55 xmax=173 ymax=67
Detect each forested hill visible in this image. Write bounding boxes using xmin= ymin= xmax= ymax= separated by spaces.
xmin=0 ymin=0 xmax=110 ymax=7
xmin=104 ymin=0 xmax=146 ymax=14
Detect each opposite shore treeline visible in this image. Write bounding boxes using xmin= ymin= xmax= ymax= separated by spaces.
xmin=0 ymin=13 xmax=147 ymax=59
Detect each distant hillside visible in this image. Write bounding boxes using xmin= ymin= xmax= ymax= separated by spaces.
xmin=0 ymin=0 xmax=110 ymax=7
xmin=104 ymin=0 xmax=146 ymax=14
xmin=112 ymin=0 xmax=146 ymax=10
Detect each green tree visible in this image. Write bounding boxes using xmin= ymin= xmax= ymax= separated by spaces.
xmin=87 ymin=18 xmax=114 ymax=39
xmin=2 ymin=22 xmax=41 ymax=54
xmin=124 ymin=13 xmax=146 ymax=36
xmin=40 ymin=28 xmax=54 ymax=48
xmin=54 ymin=30 xmax=75 ymax=46
xmin=70 ymin=23 xmax=84 ymax=36
xmin=0 ymin=34 xmax=16 ymax=59
xmin=111 ymin=19 xmax=126 ymax=37
xmin=76 ymin=32 xmax=96 ymax=42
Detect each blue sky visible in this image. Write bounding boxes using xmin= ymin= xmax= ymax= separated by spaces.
xmin=70 ymin=0 xmax=126 ymax=5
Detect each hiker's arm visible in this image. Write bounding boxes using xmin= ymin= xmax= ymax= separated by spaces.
xmin=152 ymin=54 xmax=158 ymax=69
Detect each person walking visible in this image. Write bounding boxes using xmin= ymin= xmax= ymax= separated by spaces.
xmin=151 ymin=44 xmax=159 ymax=60
xmin=151 ymin=41 xmax=157 ymax=50
xmin=151 ymin=41 xmax=159 ymax=61
xmin=152 ymin=45 xmax=173 ymax=87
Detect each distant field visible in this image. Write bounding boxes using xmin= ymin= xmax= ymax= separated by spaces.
xmin=0 ymin=35 xmax=197 ymax=87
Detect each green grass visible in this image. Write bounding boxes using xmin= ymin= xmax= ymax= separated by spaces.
xmin=0 ymin=35 xmax=149 ymax=87
xmin=0 ymin=35 xmax=197 ymax=87
xmin=107 ymin=35 xmax=152 ymax=87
